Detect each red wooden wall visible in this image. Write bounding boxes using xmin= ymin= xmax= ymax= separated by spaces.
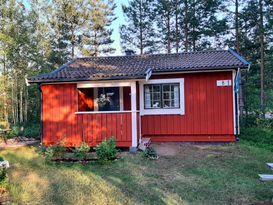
xmin=41 ymin=84 xmax=132 ymax=147
xmin=141 ymin=71 xmax=235 ymax=142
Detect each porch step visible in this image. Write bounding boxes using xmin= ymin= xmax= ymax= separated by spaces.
xmin=138 ymin=138 xmax=151 ymax=151
xmin=258 ymin=174 xmax=273 ymax=181
xmin=266 ymin=163 xmax=273 ymax=170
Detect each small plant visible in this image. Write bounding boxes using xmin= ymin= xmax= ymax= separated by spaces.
xmin=142 ymin=147 xmax=158 ymax=160
xmin=0 ymin=156 xmax=4 ymax=162
xmin=95 ymin=137 xmax=117 ymax=162
xmin=23 ymin=124 xmax=40 ymax=138
xmin=73 ymin=142 xmax=90 ymax=161
xmin=40 ymin=143 xmax=66 ymax=161
xmin=7 ymin=125 xmax=20 ymax=138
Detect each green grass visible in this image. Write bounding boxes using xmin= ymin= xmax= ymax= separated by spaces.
xmin=0 ymin=142 xmax=273 ymax=204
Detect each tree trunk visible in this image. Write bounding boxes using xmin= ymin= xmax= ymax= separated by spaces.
xmin=175 ymin=0 xmax=179 ymax=53
xmin=3 ymin=53 xmax=8 ymax=124
xmin=24 ymin=86 xmax=28 ymax=122
xmin=259 ymin=0 xmax=265 ymax=118
xmin=20 ymin=87 xmax=23 ymax=123
xmin=184 ymin=0 xmax=189 ymax=52
xmin=139 ymin=0 xmax=143 ymax=54
xmin=192 ymin=0 xmax=196 ymax=51
xmin=167 ymin=12 xmax=171 ymax=53
xmin=235 ymin=0 xmax=240 ymax=53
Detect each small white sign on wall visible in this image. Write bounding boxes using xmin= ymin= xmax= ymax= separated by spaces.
xmin=216 ymin=80 xmax=232 ymax=87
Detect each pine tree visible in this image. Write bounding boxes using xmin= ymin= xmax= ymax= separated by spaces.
xmin=81 ymin=0 xmax=116 ymax=57
xmin=120 ymin=0 xmax=157 ymax=54
xmin=154 ymin=0 xmax=175 ymax=53
xmin=49 ymin=0 xmax=87 ymax=64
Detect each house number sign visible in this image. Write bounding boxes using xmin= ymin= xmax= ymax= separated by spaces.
xmin=216 ymin=80 xmax=232 ymax=86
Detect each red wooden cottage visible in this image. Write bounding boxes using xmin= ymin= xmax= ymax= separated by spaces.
xmin=27 ymin=49 xmax=249 ymax=150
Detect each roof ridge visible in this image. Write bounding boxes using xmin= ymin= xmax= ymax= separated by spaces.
xmin=76 ymin=49 xmax=228 ymax=60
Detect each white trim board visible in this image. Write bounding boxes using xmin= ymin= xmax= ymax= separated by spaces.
xmin=139 ymin=78 xmax=185 ymax=116
xmin=77 ymin=81 xmax=132 ymax=88
xmin=75 ymin=110 xmax=139 ymax=114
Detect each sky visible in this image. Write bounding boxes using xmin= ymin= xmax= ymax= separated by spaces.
xmin=111 ymin=0 xmax=128 ymax=55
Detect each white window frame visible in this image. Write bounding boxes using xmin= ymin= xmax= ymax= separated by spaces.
xmin=139 ymin=78 xmax=185 ymax=116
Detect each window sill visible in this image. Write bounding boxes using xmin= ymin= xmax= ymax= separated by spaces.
xmin=140 ymin=108 xmax=185 ymax=116
xmin=75 ymin=110 xmax=139 ymax=114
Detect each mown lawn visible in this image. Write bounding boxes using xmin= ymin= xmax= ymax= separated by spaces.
xmin=0 ymin=142 xmax=273 ymax=205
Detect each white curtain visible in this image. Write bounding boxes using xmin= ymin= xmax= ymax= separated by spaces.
xmin=174 ymin=85 xmax=179 ymax=108
xmin=144 ymin=86 xmax=151 ymax=108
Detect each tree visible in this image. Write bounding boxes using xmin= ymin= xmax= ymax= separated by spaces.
xmin=154 ymin=0 xmax=174 ymax=53
xmin=120 ymin=0 xmax=157 ymax=54
xmin=81 ymin=0 xmax=116 ymax=57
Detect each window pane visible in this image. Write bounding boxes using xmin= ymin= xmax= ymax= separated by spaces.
xmin=98 ymin=87 xmax=120 ymax=111
xmin=173 ymin=84 xmax=179 ymax=108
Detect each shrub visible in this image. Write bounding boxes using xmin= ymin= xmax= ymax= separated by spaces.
xmin=73 ymin=142 xmax=90 ymax=161
xmin=40 ymin=143 xmax=66 ymax=161
xmin=95 ymin=137 xmax=117 ymax=162
xmin=142 ymin=147 xmax=158 ymax=159
xmin=0 ymin=156 xmax=4 ymax=161
xmin=23 ymin=124 xmax=40 ymax=138
xmin=7 ymin=125 xmax=20 ymax=138
xmin=240 ymin=127 xmax=273 ymax=151
xmin=0 ymin=168 xmax=8 ymax=190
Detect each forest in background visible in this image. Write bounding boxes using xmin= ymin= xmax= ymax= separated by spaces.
xmin=0 ymin=0 xmax=272 ymax=135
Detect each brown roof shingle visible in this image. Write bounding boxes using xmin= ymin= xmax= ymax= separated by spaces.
xmin=27 ymin=49 xmax=249 ymax=83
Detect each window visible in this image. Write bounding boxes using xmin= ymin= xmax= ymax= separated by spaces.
xmin=144 ymin=83 xmax=180 ymax=109
xmin=140 ymin=78 xmax=184 ymax=115
xmin=77 ymin=87 xmax=122 ymax=112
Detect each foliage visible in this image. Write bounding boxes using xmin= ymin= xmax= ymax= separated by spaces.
xmin=240 ymin=127 xmax=273 ymax=151
xmin=81 ymin=0 xmax=116 ymax=56
xmin=40 ymin=143 xmax=66 ymax=161
xmin=0 ymin=167 xmax=8 ymax=189
xmin=120 ymin=0 xmax=157 ymax=54
xmin=95 ymin=137 xmax=117 ymax=162
xmin=7 ymin=125 xmax=21 ymax=138
xmin=142 ymin=147 xmax=158 ymax=159
xmin=23 ymin=124 xmax=40 ymax=138
xmin=73 ymin=142 xmax=90 ymax=161
xmin=241 ymin=114 xmax=273 ymax=129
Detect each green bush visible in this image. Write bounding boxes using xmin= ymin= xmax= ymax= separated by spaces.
xmin=23 ymin=124 xmax=40 ymax=138
xmin=73 ymin=142 xmax=90 ymax=161
xmin=0 ymin=168 xmax=8 ymax=190
xmin=7 ymin=125 xmax=21 ymax=138
xmin=240 ymin=127 xmax=273 ymax=151
xmin=142 ymin=147 xmax=158 ymax=159
xmin=95 ymin=137 xmax=117 ymax=162
xmin=40 ymin=144 xmax=66 ymax=160
xmin=241 ymin=114 xmax=273 ymax=129
xmin=0 ymin=156 xmax=4 ymax=161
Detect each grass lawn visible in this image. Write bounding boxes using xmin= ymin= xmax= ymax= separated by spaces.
xmin=0 ymin=142 xmax=273 ymax=205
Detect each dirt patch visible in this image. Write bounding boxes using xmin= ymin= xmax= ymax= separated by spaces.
xmin=152 ymin=142 xmax=229 ymax=157
xmin=152 ymin=143 xmax=182 ymax=156
xmin=0 ymin=139 xmax=39 ymax=148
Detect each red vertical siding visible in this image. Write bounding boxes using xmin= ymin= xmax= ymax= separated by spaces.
xmin=141 ymin=71 xmax=235 ymax=142
xmin=42 ymin=84 xmax=132 ymax=147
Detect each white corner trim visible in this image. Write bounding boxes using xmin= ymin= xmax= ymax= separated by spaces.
xmin=139 ymin=78 xmax=185 ymax=116
xmin=131 ymin=81 xmax=138 ymax=147
xmin=232 ymin=70 xmax=237 ymax=135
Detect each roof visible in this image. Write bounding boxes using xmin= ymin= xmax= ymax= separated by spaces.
xmin=27 ymin=49 xmax=250 ymax=83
